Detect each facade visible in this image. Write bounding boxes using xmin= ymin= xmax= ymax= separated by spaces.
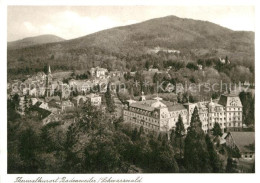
xmin=225 ymin=132 xmax=255 ymax=160
xmin=123 ymin=95 xmax=188 ymax=133
xmin=218 ymin=94 xmax=243 ymax=131
xmin=90 ymin=67 xmax=108 ymax=78
xmin=86 ymin=93 xmax=102 ymax=106
xmin=61 ymin=100 xmax=74 ymax=112
xmin=72 ymin=94 xmax=101 ymax=107
xmin=123 ymin=93 xmax=243 ymax=134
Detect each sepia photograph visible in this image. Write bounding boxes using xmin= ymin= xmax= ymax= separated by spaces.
xmin=2 ymin=1 xmax=256 ymax=180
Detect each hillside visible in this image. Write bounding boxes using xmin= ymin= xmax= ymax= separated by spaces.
xmin=8 ymin=34 xmax=65 ymax=49
xmin=7 ymin=15 xmax=254 ymax=77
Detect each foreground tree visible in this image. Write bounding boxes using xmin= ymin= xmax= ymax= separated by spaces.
xmin=226 ymin=157 xmax=238 ymax=173
xmin=205 ymin=134 xmax=223 ymax=172
xmin=239 ymin=91 xmax=255 ymax=128
xmin=184 ymin=106 xmax=212 ymax=172
xmin=212 ymin=122 xmax=222 ymax=137
xmin=105 ymin=82 xmax=116 ymax=113
xmin=175 ymin=114 xmax=185 ymax=158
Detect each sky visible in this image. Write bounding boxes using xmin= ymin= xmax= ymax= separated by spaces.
xmin=7 ymin=6 xmax=255 ymax=42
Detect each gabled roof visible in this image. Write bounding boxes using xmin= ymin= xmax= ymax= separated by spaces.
xmin=32 ymin=107 xmax=52 ymax=120
xmin=129 ymin=99 xmax=186 ymax=112
xmin=218 ymin=94 xmax=242 ymax=107
xmin=168 ymin=104 xmax=186 ymax=111
xmin=45 ymin=96 xmax=61 ymax=103
xmin=227 ymin=132 xmax=255 ymax=152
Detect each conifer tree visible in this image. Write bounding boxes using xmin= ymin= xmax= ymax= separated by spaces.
xmin=175 ymin=114 xmax=185 ymax=157
xmin=226 ymin=157 xmax=238 ymax=173
xmin=105 ymin=82 xmax=115 ymax=113
xmin=184 ymin=106 xmax=212 ymax=172
xmin=205 ymin=134 xmax=223 ymax=172
xmin=212 ymin=122 xmax=222 ymax=137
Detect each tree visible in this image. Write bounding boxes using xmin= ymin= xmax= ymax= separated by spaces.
xmin=205 ymin=134 xmax=223 ymax=173
xmin=131 ymin=128 xmax=139 ymax=141
xmin=43 ymin=64 xmax=48 ymax=74
xmin=24 ymin=95 xmax=30 ymax=114
xmin=225 ymin=56 xmax=229 ymax=64
xmin=212 ymin=122 xmax=223 ymax=137
xmin=186 ymin=62 xmax=198 ymax=70
xmin=18 ymin=128 xmax=39 ymax=173
xmin=239 ymin=91 xmax=255 ymax=128
xmin=226 ymin=157 xmax=238 ymax=173
xmin=138 ymin=126 xmax=144 ymax=137
xmin=184 ymin=106 xmax=212 ymax=173
xmin=105 ymin=82 xmax=116 ymax=113
xmin=175 ymin=114 xmax=185 ymax=158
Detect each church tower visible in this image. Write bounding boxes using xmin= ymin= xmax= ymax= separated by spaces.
xmin=139 ymin=91 xmax=146 ymax=101
xmin=45 ymin=65 xmax=53 ymax=97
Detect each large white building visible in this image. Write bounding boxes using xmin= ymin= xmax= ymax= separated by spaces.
xmin=123 ymin=94 xmax=188 ymax=133
xmin=123 ymin=93 xmax=243 ymax=134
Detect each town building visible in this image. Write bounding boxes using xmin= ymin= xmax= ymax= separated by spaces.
xmin=90 ymin=67 xmax=108 ymax=78
xmin=218 ymin=94 xmax=243 ymax=131
xmin=85 ymin=93 xmax=102 ymax=106
xmin=72 ymin=94 xmax=102 ymax=107
xmin=123 ymin=94 xmax=188 ymax=133
xmin=225 ymin=132 xmax=255 ymax=160
xmin=61 ymin=100 xmax=74 ymax=112
xmin=123 ymin=93 xmax=243 ymax=134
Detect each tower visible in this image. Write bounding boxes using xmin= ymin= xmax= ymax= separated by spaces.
xmin=45 ymin=65 xmax=53 ymax=97
xmin=139 ymin=91 xmax=146 ymax=101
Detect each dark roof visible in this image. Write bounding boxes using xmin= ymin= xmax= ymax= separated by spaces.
xmin=33 ymin=107 xmax=52 ymax=120
xmin=45 ymin=96 xmax=61 ymax=102
xmin=218 ymin=95 xmax=227 ymax=106
xmin=168 ymin=104 xmax=186 ymax=111
xmin=130 ymin=102 xmax=155 ymax=111
xmin=218 ymin=94 xmax=242 ymax=107
xmin=34 ymin=101 xmax=43 ymax=108
xmin=129 ymin=99 xmax=186 ymax=112
xmin=48 ymin=100 xmax=61 ymax=109
xmin=228 ymin=132 xmax=255 ymax=152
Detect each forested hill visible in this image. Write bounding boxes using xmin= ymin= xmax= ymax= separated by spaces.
xmin=7 ymin=15 xmax=254 ymax=76
xmin=8 ymin=34 xmax=65 ymax=49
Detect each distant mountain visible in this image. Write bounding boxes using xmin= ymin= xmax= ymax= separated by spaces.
xmin=62 ymin=15 xmax=253 ymax=54
xmin=8 ymin=34 xmax=65 ymax=49
xmin=7 ymin=15 xmax=254 ymax=76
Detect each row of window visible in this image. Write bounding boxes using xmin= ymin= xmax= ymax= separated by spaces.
xmin=128 ymin=107 xmax=158 ymax=117
xmin=208 ymin=122 xmax=241 ymax=127
xmin=227 ymin=107 xmax=242 ymax=111
xmin=124 ymin=111 xmax=160 ymax=124
xmin=133 ymin=119 xmax=160 ymax=130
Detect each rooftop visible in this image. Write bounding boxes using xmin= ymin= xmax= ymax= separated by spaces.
xmin=228 ymin=132 xmax=255 ymax=153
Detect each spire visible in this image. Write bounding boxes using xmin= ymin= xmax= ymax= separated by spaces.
xmin=48 ymin=65 xmax=51 ymax=74
xmin=139 ymin=90 xmax=146 ymax=101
